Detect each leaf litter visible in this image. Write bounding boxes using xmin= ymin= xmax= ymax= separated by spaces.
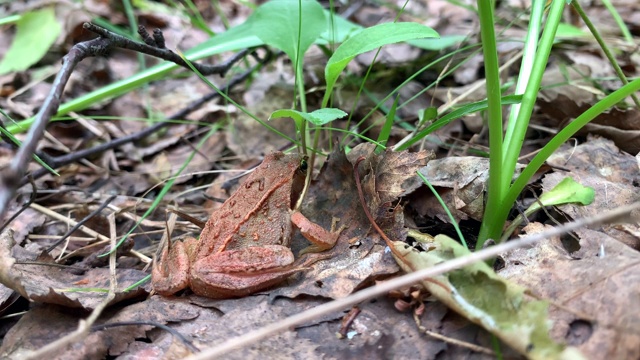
xmin=1 ymin=0 xmax=640 ymax=358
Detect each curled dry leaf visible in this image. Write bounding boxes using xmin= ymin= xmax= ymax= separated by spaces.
xmin=415 ymin=157 xmax=524 ymax=222
xmin=347 ymin=142 xmax=434 ymax=222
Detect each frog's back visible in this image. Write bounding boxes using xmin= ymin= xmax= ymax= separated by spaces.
xmin=197 ymin=152 xmax=303 ymax=254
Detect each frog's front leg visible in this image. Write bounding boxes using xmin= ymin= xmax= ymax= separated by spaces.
xmin=189 ymin=245 xmax=300 ymax=298
xmin=292 ymin=211 xmax=344 ymax=255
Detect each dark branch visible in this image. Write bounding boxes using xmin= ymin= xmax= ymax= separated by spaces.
xmin=24 ymin=51 xmax=273 ymax=184
xmin=84 ymin=22 xmax=242 ymax=77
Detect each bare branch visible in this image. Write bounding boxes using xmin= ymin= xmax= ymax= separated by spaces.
xmin=0 ymin=36 xmax=113 ymax=222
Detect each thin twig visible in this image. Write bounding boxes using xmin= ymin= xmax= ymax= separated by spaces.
xmin=0 ymin=21 xmax=274 ymax=226
xmin=85 ymin=22 xmax=248 ymax=77
xmin=45 ymin=195 xmax=117 ymax=253
xmin=29 ymin=202 xmax=110 ymax=242
xmin=91 ymin=321 xmax=198 ymax=353
xmin=184 ymin=201 xmax=640 ymax=359
xmin=23 ymin=55 xmax=270 ymax=186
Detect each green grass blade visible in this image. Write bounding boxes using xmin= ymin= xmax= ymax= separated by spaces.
xmin=395 ymin=95 xmax=522 ymax=151
xmin=322 ymin=22 xmax=438 ymax=108
xmin=376 ymin=95 xmax=398 ymax=153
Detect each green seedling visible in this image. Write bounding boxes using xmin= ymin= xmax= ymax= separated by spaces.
xmin=501 ymin=177 xmax=595 ymax=243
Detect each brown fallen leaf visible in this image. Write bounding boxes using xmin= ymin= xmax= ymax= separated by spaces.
xmin=0 ymin=296 xmax=199 ymax=358
xmin=159 ymin=293 xmax=460 ymax=358
xmin=273 ymin=144 xmax=432 ymax=299
xmin=538 ymin=63 xmax=640 ymax=154
xmin=499 ymin=222 xmax=640 ymax=359
xmin=271 ymin=146 xmax=400 ymax=299
xmin=0 ymin=229 xmax=149 ymax=310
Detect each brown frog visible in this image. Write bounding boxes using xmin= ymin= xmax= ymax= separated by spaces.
xmin=152 ymin=151 xmax=341 ymax=298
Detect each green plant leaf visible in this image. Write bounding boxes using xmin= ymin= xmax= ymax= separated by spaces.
xmin=0 ymin=8 xmax=62 ymax=75
xmin=535 ymin=177 xmax=594 ymax=210
xmin=501 ymin=177 xmax=594 ymax=243
xmin=251 ymin=0 xmax=326 ymax=63
xmin=270 ymin=108 xmax=347 ymax=126
xmin=555 ymin=22 xmax=589 ymax=39
xmin=323 ymin=22 xmax=439 ymax=107
xmin=418 ymin=106 xmax=438 ymax=127
xmin=317 ymin=13 xmax=362 ymax=45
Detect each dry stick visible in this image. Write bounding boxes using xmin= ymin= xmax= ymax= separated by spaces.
xmin=90 ymin=321 xmax=198 ymax=353
xmin=29 ymin=202 xmax=111 ymax=242
xmin=22 ymin=212 xmax=119 ymax=360
xmin=0 ymin=175 xmax=37 ymax=234
xmin=85 ymin=22 xmax=249 ymax=77
xmin=429 ymin=333 xmax=493 ymax=356
xmin=45 ymin=195 xmax=117 ymax=253
xmin=185 ymin=202 xmax=640 ymax=360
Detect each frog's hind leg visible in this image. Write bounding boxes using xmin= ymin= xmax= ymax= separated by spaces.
xmin=189 ymin=245 xmax=299 ymax=298
xmin=152 ymin=238 xmax=192 ymax=295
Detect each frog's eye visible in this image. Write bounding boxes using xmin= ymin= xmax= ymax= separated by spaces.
xmin=299 ymin=159 xmax=308 ymax=172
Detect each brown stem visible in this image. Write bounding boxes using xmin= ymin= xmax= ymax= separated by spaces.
xmin=0 ymin=37 xmax=112 ymax=221
xmin=23 ymin=61 xmax=266 ymax=186
xmin=352 ymin=157 xmax=403 ymax=255
xmin=84 ymin=23 xmax=250 ymax=77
